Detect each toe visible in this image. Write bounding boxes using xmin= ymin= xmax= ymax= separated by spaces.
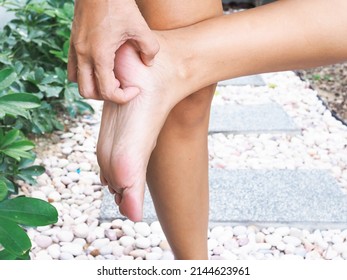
xmin=119 ymin=185 xmax=145 ymax=222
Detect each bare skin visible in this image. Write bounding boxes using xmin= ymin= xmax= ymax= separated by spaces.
xmin=67 ymin=0 xmax=159 ymax=103
xmin=98 ymin=0 xmax=222 ymax=259
xmin=97 ymin=0 xmax=347 ymax=258
xmin=97 ymin=41 xmax=177 ymax=221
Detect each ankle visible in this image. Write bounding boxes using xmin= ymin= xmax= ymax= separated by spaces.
xmin=156 ymin=30 xmax=199 ymax=100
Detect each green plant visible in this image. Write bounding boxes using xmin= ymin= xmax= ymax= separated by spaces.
xmin=0 ymin=0 xmax=93 ymax=134
xmin=0 ymin=68 xmax=58 ymax=260
xmin=0 ymin=197 xmax=58 ymax=260
xmin=0 ymin=0 xmax=95 ymax=259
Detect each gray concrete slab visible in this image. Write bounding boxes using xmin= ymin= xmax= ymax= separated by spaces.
xmin=218 ymin=75 xmax=266 ymax=87
xmin=208 ymin=102 xmax=300 ymax=134
xmin=100 ymin=169 xmax=347 ymax=228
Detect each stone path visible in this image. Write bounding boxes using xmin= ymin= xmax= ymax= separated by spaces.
xmin=100 ymin=74 xmax=347 ymax=229
xmin=25 ymin=71 xmax=347 ymax=260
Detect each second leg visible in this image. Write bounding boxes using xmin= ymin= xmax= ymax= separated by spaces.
xmin=136 ymin=0 xmax=223 ymax=260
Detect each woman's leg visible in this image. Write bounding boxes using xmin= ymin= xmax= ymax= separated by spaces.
xmin=135 ymin=0 xmax=222 ymax=259
xmin=97 ymin=0 xmax=347 ymax=254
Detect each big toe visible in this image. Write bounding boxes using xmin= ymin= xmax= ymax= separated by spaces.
xmin=119 ymin=185 xmax=145 ymax=222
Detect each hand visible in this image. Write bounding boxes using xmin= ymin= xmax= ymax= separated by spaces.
xmin=67 ymin=0 xmax=159 ymax=103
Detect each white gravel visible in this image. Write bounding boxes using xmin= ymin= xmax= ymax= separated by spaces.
xmin=19 ymin=71 xmax=347 ymax=260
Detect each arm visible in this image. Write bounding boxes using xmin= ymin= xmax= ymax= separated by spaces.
xmin=67 ymin=0 xmax=159 ymax=103
xmin=171 ymin=0 xmax=347 ymax=94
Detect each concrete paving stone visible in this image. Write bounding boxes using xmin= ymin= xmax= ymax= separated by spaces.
xmin=218 ymin=75 xmax=266 ymax=87
xmin=209 ymin=102 xmax=300 ymax=134
xmin=100 ymin=169 xmax=347 ymax=228
xmin=209 ymin=169 xmax=347 ymax=227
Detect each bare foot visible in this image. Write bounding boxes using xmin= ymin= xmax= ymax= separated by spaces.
xmin=97 ymin=38 xmax=185 ymax=221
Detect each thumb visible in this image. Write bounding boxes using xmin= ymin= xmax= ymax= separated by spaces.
xmin=135 ymin=31 xmax=160 ymax=66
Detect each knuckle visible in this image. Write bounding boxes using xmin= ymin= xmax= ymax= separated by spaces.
xmin=78 ymin=88 xmax=94 ymax=99
xmin=74 ymin=42 xmax=89 ymax=57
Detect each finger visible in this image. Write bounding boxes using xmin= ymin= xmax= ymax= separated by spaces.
xmin=67 ymin=40 xmax=78 ymax=82
xmin=77 ymin=62 xmax=101 ymax=100
xmin=134 ymin=30 xmax=160 ymax=66
xmin=100 ymin=170 xmax=108 ymax=186
xmin=94 ymin=65 xmax=140 ymax=104
xmin=114 ymin=193 xmax=122 ymax=206
xmin=108 ymin=186 xmax=115 ymax=194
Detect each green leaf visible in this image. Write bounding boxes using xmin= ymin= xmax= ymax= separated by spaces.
xmin=0 ymin=129 xmax=19 ymax=149
xmin=18 ymin=157 xmax=35 ymax=169
xmin=0 ymin=181 xmax=8 ymax=202
xmin=0 ymin=104 xmax=29 ymax=119
xmin=38 ymin=85 xmax=63 ymax=98
xmin=0 ymin=197 xmax=58 ymax=226
xmin=19 ymin=165 xmax=45 ymax=177
xmin=0 ymin=249 xmax=18 ymax=260
xmin=6 ymin=140 xmax=35 ymax=151
xmin=55 ymin=67 xmax=66 ymax=83
xmin=34 ymin=67 xmax=45 ymax=83
xmin=0 ymin=93 xmax=41 ymax=109
xmin=75 ymin=100 xmax=95 ymax=114
xmin=0 ymin=248 xmax=31 ymax=260
xmin=0 ymin=68 xmax=17 ymax=91
xmin=0 ymin=216 xmax=31 ymax=256
xmin=2 ymin=149 xmax=33 ymax=161
xmin=0 ymin=177 xmax=15 ymax=193
xmin=17 ymin=165 xmax=45 ymax=185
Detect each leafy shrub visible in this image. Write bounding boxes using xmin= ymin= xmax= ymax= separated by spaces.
xmin=0 ymin=69 xmax=58 ymax=260
xmin=0 ymin=0 xmax=93 ymax=134
xmin=0 ymin=0 xmax=92 ymax=259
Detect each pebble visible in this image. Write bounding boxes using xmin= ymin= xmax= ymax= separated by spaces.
xmin=112 ymin=245 xmax=125 ymax=257
xmin=134 ymin=222 xmax=151 ymax=237
xmin=61 ymin=244 xmax=84 ymax=256
xmin=99 ymin=246 xmax=113 ymax=256
xmin=57 ymin=230 xmax=74 ymax=242
xmin=210 ymin=226 xmax=225 ymax=239
xmin=233 ymin=226 xmax=247 ymax=236
xmin=29 ymin=73 xmax=347 ymax=261
xmin=275 ymin=227 xmax=290 ymax=236
xmin=159 ymin=240 xmax=171 ymax=251
xmin=145 ymin=253 xmax=162 ymax=260
xmin=105 ymin=229 xmax=118 ymax=241
xmin=31 ymin=191 xmax=47 ymax=200
xmin=47 ymin=244 xmax=61 ymax=259
xmin=60 ymin=176 xmax=73 ymax=185
xmin=283 ymin=236 xmax=302 ymax=247
xmin=150 ymin=221 xmax=163 ymax=234
xmin=62 ymin=147 xmax=73 ymax=155
xmin=149 ymin=234 xmax=162 ymax=247
xmin=92 ymin=238 xmax=110 ymax=249
xmin=73 ymin=223 xmax=89 ymax=239
xmin=208 ymin=238 xmax=219 ymax=251
xmin=34 ymin=235 xmax=53 ymax=249
xmin=111 ymin=219 xmax=124 ymax=229
xmin=119 ymin=236 xmax=135 ymax=247
xmin=305 ymin=250 xmax=322 ymax=260
xmin=66 ymin=163 xmax=79 ymax=172
xmin=324 ymin=246 xmax=339 ymax=260
xmin=60 ymin=252 xmax=74 ymax=260
xmin=135 ymin=237 xmax=151 ymax=249
xmin=80 ymin=162 xmax=92 ymax=171
xmin=34 ymin=250 xmax=53 ymax=260
xmin=122 ymin=224 xmax=136 ymax=237
xmin=130 ymin=249 xmax=147 ymax=259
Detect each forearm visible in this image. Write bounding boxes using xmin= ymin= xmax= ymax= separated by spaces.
xmin=176 ymin=0 xmax=347 ymax=92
